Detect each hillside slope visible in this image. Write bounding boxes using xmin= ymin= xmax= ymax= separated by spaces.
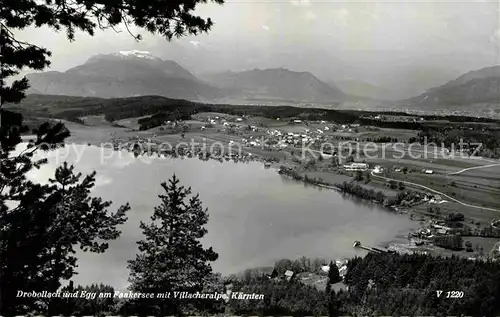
xmin=201 ymin=68 xmax=346 ymax=103
xmin=395 ymin=66 xmax=500 ymax=110
xmin=333 ymin=79 xmax=392 ymax=101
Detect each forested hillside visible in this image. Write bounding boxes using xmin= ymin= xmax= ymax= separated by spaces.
xmin=44 ymin=253 xmax=500 ymax=316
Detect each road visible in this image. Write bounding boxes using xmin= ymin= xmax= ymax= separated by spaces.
xmin=370 ymin=171 xmax=500 ymax=213
xmin=449 ymin=163 xmax=500 ymax=175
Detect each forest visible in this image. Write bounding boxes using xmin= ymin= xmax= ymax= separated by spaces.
xmin=40 ymin=253 xmax=500 ymax=316
xmin=417 ymin=126 xmax=500 ymax=157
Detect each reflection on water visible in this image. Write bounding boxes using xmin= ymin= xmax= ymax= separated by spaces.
xmin=24 ymin=144 xmax=416 ymax=289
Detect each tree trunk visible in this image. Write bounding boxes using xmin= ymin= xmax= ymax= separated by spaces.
xmin=0 ymin=268 xmax=3 ymax=314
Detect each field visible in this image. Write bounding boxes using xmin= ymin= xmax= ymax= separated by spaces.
xmin=357 ymin=128 xmax=418 ymax=141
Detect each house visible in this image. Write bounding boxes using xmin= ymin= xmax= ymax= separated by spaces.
xmin=284 ymin=270 xmax=295 ymax=281
xmin=339 ymin=266 xmax=348 ymax=278
xmin=436 ymin=228 xmax=449 ymax=235
xmin=433 ymin=234 xmax=462 ymax=250
xmin=343 ymin=163 xmax=369 ymax=171
xmin=258 ymin=267 xmax=278 ymax=279
xmin=433 ymin=224 xmax=451 ymax=231
xmin=320 ymin=265 xmax=330 ymax=273
xmin=373 ymin=166 xmax=383 ymax=174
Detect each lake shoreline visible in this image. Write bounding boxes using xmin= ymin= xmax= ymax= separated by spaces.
xmin=65 ymin=137 xmax=419 ymax=256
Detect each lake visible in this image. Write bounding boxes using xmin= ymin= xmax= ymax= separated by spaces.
xmin=24 ymin=143 xmax=416 ymax=290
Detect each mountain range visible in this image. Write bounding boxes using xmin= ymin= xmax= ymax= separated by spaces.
xmin=199 ymin=68 xmax=346 ymax=103
xmin=394 ymin=66 xmax=500 ymax=110
xmin=26 ymin=51 xmax=224 ymax=101
xmin=25 ymin=51 xmax=499 ymax=112
xmin=331 ymin=79 xmax=393 ymax=101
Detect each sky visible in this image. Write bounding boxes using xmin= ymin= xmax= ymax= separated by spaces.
xmin=12 ymin=0 xmax=500 ymax=98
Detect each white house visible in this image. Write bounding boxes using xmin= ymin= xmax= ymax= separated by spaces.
xmin=339 ymin=266 xmax=348 ymax=278
xmin=373 ymin=166 xmax=383 ymax=174
xmin=284 ymin=270 xmax=295 ymax=281
xmin=344 ymin=163 xmax=368 ymax=171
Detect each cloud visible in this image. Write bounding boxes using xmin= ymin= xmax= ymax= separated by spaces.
xmin=189 ymin=40 xmax=201 ymax=48
xmin=94 ymin=175 xmax=113 ymax=187
xmin=332 ymin=8 xmax=349 ymax=26
xmin=261 ymin=25 xmax=270 ymax=31
xmin=490 ymin=29 xmax=500 ymax=46
xmin=290 ymin=0 xmax=312 ymax=7
xmin=305 ymin=11 xmax=317 ymax=21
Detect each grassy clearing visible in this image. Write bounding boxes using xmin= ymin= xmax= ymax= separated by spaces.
xmin=114 ymin=116 xmax=152 ymax=130
xmin=411 ymin=202 xmax=498 ymax=225
xmin=429 ymin=236 xmax=499 ymax=258
xmin=384 ymin=171 xmax=500 ymax=210
xmin=358 ymin=128 xmax=419 ymax=140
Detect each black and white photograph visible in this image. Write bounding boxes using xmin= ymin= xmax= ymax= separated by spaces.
xmin=1 ymin=0 xmax=500 ymax=316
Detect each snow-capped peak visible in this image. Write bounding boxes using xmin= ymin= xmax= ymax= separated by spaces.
xmin=116 ymin=50 xmax=157 ymax=60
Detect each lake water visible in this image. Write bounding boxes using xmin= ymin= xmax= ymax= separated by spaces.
xmin=24 ymin=143 xmax=416 ymax=290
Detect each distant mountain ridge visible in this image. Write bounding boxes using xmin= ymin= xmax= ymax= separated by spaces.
xmin=26 ymin=50 xmax=224 ymax=101
xmin=26 ymin=51 xmax=498 ymax=111
xmin=201 ymin=68 xmax=347 ymax=103
xmin=394 ymin=66 xmax=500 ymax=110
xmin=333 ymin=79 xmax=392 ymax=101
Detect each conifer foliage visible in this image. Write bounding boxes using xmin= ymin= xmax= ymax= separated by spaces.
xmin=0 ymin=0 xmax=224 ymax=105
xmin=0 ymin=124 xmax=130 ymax=315
xmin=127 ymin=174 xmax=218 ymax=315
xmin=328 ymin=260 xmax=342 ymax=284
